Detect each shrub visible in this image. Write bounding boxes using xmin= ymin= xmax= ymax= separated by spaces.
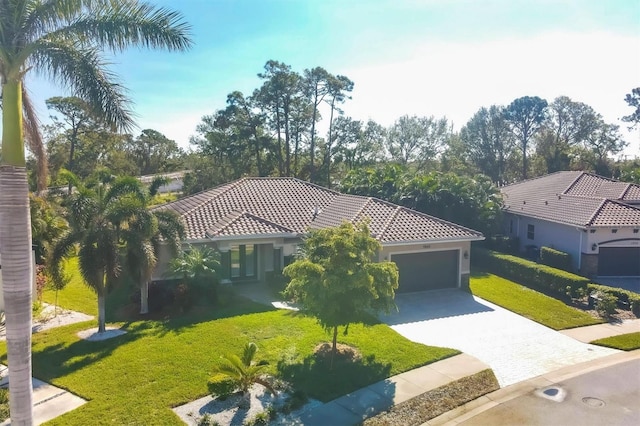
xmin=197 ymin=413 xmax=220 ymax=426
xmin=540 ymin=247 xmax=573 ymax=272
xmin=484 ymin=235 xmax=519 ymax=254
xmin=35 ymin=264 xmax=48 ymax=301
xmin=473 ymin=248 xmax=589 ymax=298
xmin=148 ymin=281 xmax=175 ymax=312
xmin=207 ymin=374 xmax=237 ymax=399
xmin=594 ymin=292 xmax=617 ymax=318
xmin=0 ymin=388 xmax=9 ymax=422
xmin=174 ymin=283 xmax=191 ymax=312
xmin=265 ymin=271 xmax=289 ymax=294
xmin=588 ymin=283 xmax=640 ymax=317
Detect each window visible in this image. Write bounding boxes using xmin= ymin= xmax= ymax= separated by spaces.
xmin=527 ymin=224 xmax=535 ymax=240
xmin=229 ymin=244 xmax=256 ymax=279
xmin=509 ymin=219 xmax=513 ymax=234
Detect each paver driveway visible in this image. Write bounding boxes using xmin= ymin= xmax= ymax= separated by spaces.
xmin=380 ymin=289 xmax=619 ymax=387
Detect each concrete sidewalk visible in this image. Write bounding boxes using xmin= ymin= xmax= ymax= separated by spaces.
xmin=0 ymin=367 xmax=86 ymax=426
xmin=296 ymin=353 xmax=489 ymax=426
xmin=560 ymin=318 xmax=640 ymax=343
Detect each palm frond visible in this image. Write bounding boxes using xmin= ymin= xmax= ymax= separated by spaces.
xmin=22 ymin=86 xmax=48 ymax=192
xmin=29 ymin=37 xmax=135 ymax=131
xmin=48 ymin=231 xmax=80 ymax=289
xmin=59 ymin=1 xmax=192 ymax=53
xmin=105 ymin=176 xmax=146 ymax=203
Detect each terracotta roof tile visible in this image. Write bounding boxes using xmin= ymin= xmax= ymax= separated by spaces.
xmin=157 ymin=177 xmax=483 ymax=243
xmin=501 ymin=171 xmax=640 ymax=227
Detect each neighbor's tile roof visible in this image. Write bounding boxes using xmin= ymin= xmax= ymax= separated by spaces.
xmin=501 ymin=171 xmax=640 ymax=227
xmin=156 ymin=177 xmax=483 ymax=243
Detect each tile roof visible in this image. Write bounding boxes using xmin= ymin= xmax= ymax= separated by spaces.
xmin=156 ymin=177 xmax=483 ymax=243
xmin=501 ymin=171 xmax=640 ymax=227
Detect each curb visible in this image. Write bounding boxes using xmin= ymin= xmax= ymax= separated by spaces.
xmin=424 ymin=349 xmax=640 ymax=425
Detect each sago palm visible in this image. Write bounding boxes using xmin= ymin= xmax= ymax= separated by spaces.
xmin=212 ymin=342 xmax=277 ymax=396
xmin=0 ymin=3 xmax=191 ymax=421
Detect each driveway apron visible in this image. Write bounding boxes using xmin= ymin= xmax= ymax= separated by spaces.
xmin=380 ymin=290 xmax=619 ymax=387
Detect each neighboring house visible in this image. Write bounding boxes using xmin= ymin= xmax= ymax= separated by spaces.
xmin=501 ymin=171 xmax=640 ymax=277
xmin=138 ymin=170 xmax=188 ymax=193
xmin=152 ymin=177 xmax=484 ymax=292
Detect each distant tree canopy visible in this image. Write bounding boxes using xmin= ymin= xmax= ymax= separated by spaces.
xmin=341 ymin=165 xmax=503 ymax=236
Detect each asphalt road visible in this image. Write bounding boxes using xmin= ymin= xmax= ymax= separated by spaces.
xmin=460 ymin=358 xmax=640 ymax=426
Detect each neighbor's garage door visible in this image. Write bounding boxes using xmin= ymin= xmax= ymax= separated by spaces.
xmin=392 ymin=250 xmax=459 ymax=293
xmin=598 ymin=247 xmax=640 ymax=276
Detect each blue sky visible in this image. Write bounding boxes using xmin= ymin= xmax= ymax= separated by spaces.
xmin=26 ymin=0 xmax=640 ymax=155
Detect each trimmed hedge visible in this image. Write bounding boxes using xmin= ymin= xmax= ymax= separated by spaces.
xmin=540 ymin=247 xmax=573 ymax=272
xmin=473 ymin=248 xmax=589 ymax=298
xmin=588 ymin=283 xmax=640 ymax=317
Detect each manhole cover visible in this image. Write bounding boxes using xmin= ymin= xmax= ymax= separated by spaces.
xmin=582 ymin=397 xmax=605 ymax=407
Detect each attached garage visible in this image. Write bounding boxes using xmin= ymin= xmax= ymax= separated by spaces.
xmin=391 ymin=250 xmax=459 ymax=293
xmin=598 ymin=247 xmax=640 ymax=276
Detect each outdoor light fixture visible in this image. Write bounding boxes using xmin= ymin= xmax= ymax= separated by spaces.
xmin=634 ymin=229 xmax=639 ymax=234
xmin=612 ymin=229 xmax=618 ymax=234
xmin=591 ymin=243 xmax=597 ymax=251
xmin=589 ymin=229 xmax=596 ymax=233
xmin=463 ymin=250 xmax=469 ymax=260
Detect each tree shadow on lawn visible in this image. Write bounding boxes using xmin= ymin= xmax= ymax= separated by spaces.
xmin=277 ymin=348 xmax=393 ymax=403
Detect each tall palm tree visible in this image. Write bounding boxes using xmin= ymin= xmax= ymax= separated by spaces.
xmin=0 ymin=2 xmax=191 ymax=422
xmin=49 ymin=176 xmax=152 ymax=328
xmin=124 ymin=205 xmax=184 ymax=315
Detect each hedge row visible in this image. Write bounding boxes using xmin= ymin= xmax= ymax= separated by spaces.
xmin=473 ymin=248 xmax=589 ymax=298
xmin=588 ymin=283 xmax=640 ymax=317
xmin=540 ymin=247 xmax=573 ymax=272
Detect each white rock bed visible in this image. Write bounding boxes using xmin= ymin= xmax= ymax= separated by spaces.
xmin=172 ymin=383 xmax=322 ymax=426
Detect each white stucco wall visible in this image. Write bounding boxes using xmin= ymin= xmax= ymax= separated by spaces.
xmin=585 ymin=227 xmax=640 ymax=252
xmin=505 ymin=214 xmax=583 ymax=270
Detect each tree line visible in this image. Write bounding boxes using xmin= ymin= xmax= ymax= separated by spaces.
xmin=26 ymin=60 xmax=639 ymax=194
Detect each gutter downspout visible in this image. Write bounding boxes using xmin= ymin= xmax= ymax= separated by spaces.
xmin=575 ymin=227 xmax=583 ymax=271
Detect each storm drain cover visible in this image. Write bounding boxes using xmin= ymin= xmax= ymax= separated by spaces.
xmin=582 ymin=397 xmax=605 ymax=407
xmin=535 ymin=386 xmax=566 ymax=402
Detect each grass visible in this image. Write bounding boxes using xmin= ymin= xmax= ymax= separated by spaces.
xmin=591 ymin=332 xmax=640 ymax=351
xmin=41 ymin=258 xmax=97 ymax=316
xmin=4 ymin=282 xmax=457 ymax=425
xmin=363 ymin=369 xmax=499 ymax=426
xmin=470 ymin=272 xmax=602 ymax=330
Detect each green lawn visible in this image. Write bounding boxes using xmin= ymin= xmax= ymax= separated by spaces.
xmin=12 ymin=274 xmax=458 ymax=425
xmin=591 ymin=332 xmax=640 ymax=351
xmin=42 ymin=258 xmax=97 ymax=316
xmin=470 ymin=272 xmax=603 ymax=330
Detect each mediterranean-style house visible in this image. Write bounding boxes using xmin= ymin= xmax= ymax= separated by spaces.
xmin=501 ymin=171 xmax=640 ymax=277
xmin=152 ymin=177 xmax=484 ymax=292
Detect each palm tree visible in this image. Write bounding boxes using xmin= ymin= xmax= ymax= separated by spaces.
xmin=49 ymin=176 xmax=151 ymax=331
xmin=0 ymin=2 xmax=191 ymax=422
xmin=124 ymin=206 xmax=184 ymax=315
xmin=167 ymin=245 xmax=222 ymax=302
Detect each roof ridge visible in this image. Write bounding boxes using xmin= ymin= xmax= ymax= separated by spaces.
xmin=182 ymin=178 xmax=247 ymax=217
xmin=351 ymin=196 xmax=374 ymax=224
xmin=586 ymin=198 xmax=608 ymax=226
xmin=561 ymin=171 xmax=587 ymax=195
xmin=206 ymin=209 xmax=296 ymax=238
xmin=242 ymin=211 xmax=296 ymax=233
xmin=399 ymin=206 xmax=485 ymax=236
xmin=620 ymin=182 xmax=640 ymax=200
xmin=378 ymin=205 xmax=403 ymax=241
xmin=502 ymin=170 xmax=577 ymax=189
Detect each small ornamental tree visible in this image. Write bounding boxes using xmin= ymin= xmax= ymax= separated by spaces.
xmin=283 ymin=221 xmax=399 ymax=364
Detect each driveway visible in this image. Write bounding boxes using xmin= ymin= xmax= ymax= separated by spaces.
xmin=593 ymin=276 xmax=640 ymax=294
xmin=380 ymin=290 xmax=619 ymax=387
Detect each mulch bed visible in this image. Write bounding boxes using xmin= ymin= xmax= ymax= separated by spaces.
xmin=362 ymin=369 xmax=499 ymax=426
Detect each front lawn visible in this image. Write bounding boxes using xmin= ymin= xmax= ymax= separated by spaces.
xmin=470 ymin=272 xmax=603 ymax=330
xmin=2 ymin=301 xmax=457 ymax=425
xmin=41 ymin=258 xmax=97 ymax=316
xmin=591 ymin=332 xmax=640 ymax=351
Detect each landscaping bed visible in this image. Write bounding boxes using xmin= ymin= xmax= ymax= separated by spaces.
xmin=362 ymin=369 xmax=499 ymax=426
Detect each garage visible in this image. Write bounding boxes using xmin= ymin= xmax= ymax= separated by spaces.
xmin=391 ymin=250 xmax=459 ymax=293
xmin=598 ymin=247 xmax=640 ymax=276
